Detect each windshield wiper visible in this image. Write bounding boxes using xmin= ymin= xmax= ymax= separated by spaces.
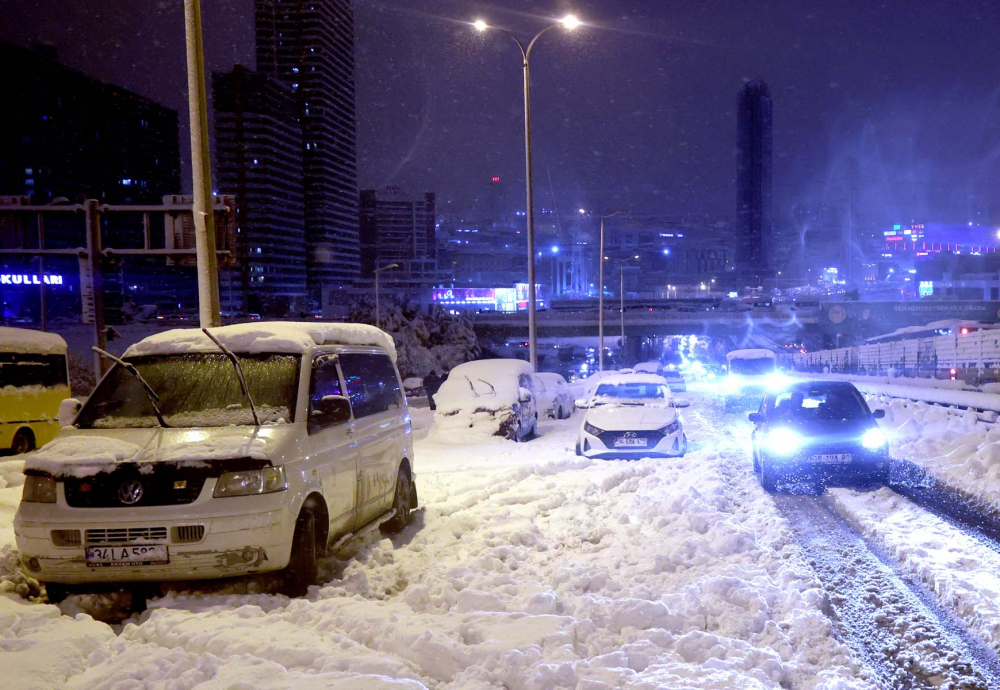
xmin=477 ymin=378 xmax=497 ymax=396
xmin=464 ymin=375 xmax=479 ymax=397
xmin=202 ymin=328 xmax=261 ymax=426
xmin=92 ymin=347 xmax=170 ymax=428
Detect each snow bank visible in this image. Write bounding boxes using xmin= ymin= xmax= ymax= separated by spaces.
xmin=796 ymin=372 xmax=1000 ymax=413
xmin=125 ymin=322 xmax=396 ymax=361
xmin=0 ymin=327 xmax=66 ymax=355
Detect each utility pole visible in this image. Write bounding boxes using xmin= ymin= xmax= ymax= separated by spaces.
xmin=184 ymin=0 xmax=221 ymax=327
xmin=84 ymin=200 xmax=108 ymax=379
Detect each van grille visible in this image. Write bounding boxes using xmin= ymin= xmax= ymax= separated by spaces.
xmin=171 ymin=525 xmax=205 ymax=544
xmin=85 ymin=527 xmax=168 ymax=544
xmin=64 ymin=472 xmax=206 ymax=508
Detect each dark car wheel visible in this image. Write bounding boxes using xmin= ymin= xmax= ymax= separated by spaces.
xmin=759 ymin=460 xmax=780 ymax=493
xmin=383 ymin=466 xmax=414 ymax=534
xmin=283 ymin=511 xmax=319 ymax=597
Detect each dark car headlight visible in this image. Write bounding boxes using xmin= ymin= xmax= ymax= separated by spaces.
xmin=861 ymin=427 xmax=887 ymax=450
xmin=659 ymin=420 xmax=681 ymax=434
xmin=584 ymin=422 xmax=603 ymax=436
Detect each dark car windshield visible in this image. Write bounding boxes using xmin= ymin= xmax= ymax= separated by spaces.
xmin=76 ymin=353 xmax=301 ymax=428
xmin=730 ymin=358 xmax=775 ymax=376
xmin=768 ymin=386 xmax=869 ymax=421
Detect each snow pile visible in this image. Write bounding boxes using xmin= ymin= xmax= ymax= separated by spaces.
xmin=0 ymin=327 xmax=66 ymax=355
xmin=831 ymin=488 xmax=1000 ymax=655
xmin=125 ymin=322 xmax=396 ymax=362
xmin=867 ymin=395 xmax=1000 ymax=508
xmin=0 ymin=399 xmax=869 ymax=689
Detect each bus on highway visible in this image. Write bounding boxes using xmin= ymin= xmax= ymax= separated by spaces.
xmin=0 ymin=327 xmax=71 ymax=454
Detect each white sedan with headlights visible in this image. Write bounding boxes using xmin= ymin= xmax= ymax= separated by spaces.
xmin=575 ymin=374 xmax=689 ymax=459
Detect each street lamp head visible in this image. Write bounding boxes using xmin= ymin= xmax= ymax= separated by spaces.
xmin=560 ymin=13 xmax=582 ymax=30
xmin=578 ymin=208 xmax=586 ymax=214
xmin=472 ymin=19 xmax=489 ymax=32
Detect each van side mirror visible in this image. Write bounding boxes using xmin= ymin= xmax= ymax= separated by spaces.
xmin=308 ymin=395 xmax=351 ymax=433
xmin=872 ymin=409 xmax=886 ymax=420
xmin=748 ymin=412 xmax=764 ymax=424
xmin=58 ymin=398 xmax=82 ymax=427
xmin=674 ymin=399 xmax=691 ymax=408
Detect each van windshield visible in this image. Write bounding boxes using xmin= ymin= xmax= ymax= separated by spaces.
xmin=76 ymin=353 xmax=300 ymax=428
xmin=729 ymin=358 xmax=775 ymax=376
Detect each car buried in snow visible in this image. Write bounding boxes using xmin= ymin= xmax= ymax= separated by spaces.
xmin=575 ymin=374 xmax=689 ymax=459
xmin=432 ymin=359 xmax=539 ymax=441
xmin=14 ymin=322 xmax=417 ymax=602
xmin=749 ymin=380 xmax=889 ymax=493
xmin=531 ymin=372 xmax=575 ymax=419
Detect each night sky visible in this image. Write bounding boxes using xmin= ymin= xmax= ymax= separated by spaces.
xmin=5 ymin=0 xmax=1000 ymax=227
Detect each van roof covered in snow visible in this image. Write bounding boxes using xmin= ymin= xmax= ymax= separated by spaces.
xmin=726 ymin=348 xmax=776 ymax=361
xmin=125 ymin=322 xmax=397 ymax=361
xmin=0 ymin=326 xmax=67 ymax=355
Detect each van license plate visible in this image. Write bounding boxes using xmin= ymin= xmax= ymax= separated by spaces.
xmin=810 ymin=453 xmax=851 ymax=464
xmin=614 ymin=438 xmax=648 ymax=447
xmin=85 ymin=545 xmax=169 ymax=567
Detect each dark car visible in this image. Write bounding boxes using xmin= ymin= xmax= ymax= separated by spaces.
xmin=748 ymin=381 xmax=888 ymax=493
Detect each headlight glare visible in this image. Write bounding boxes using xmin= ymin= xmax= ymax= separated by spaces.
xmin=861 ymin=427 xmax=887 ymax=449
xmin=765 ymin=428 xmax=802 ymax=455
xmin=23 ymin=475 xmax=56 ymax=503
xmin=583 ymin=422 xmax=603 ymax=436
xmin=766 ymin=373 xmax=790 ymax=392
xmin=214 ymin=466 xmax=288 ymax=498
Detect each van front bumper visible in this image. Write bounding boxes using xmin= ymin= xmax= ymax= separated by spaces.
xmin=14 ymin=493 xmax=295 ymax=585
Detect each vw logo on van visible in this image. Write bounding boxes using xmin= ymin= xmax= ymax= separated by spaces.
xmin=117 ymin=479 xmax=144 ymax=506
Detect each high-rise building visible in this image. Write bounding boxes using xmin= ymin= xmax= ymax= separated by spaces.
xmin=213 ymin=65 xmax=306 ymax=314
xmin=255 ymin=0 xmax=359 ymax=300
xmin=359 ymin=186 xmax=436 ymax=281
xmin=736 ymin=80 xmax=773 ymax=288
xmin=0 ymin=41 xmax=180 ymax=211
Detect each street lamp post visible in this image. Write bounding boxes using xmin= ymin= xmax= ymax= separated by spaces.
xmin=598 ymin=211 xmax=626 ymax=371
xmin=474 ymin=14 xmax=582 ymax=370
xmin=620 ymin=255 xmax=639 ymax=367
xmin=374 ymin=263 xmax=399 ymax=330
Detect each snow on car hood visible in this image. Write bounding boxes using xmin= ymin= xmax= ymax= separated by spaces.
xmin=23 ymin=426 xmax=290 ymax=478
xmin=585 ymin=404 xmax=677 ymax=431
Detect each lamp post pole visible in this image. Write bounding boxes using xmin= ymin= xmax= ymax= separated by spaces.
xmin=473 ymin=14 xmax=582 ymax=370
xmin=620 ymin=255 xmax=639 ymax=367
xmin=598 ymin=211 xmax=626 ymax=371
xmin=374 ymin=263 xmax=399 ymax=330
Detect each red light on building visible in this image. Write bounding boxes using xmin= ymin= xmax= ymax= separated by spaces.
xmin=491 ymin=176 xmax=501 ymax=182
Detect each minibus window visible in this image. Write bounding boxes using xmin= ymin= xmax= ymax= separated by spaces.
xmin=339 ymin=353 xmax=402 ymax=419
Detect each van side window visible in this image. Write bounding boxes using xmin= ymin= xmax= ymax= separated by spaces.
xmin=309 ymin=355 xmax=344 ymax=417
xmin=338 ymin=353 xmax=402 ymax=419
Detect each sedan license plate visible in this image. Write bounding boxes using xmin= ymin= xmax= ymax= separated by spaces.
xmin=85 ymin=545 xmax=169 ymax=567
xmin=810 ymin=453 xmax=852 ymax=464
xmin=614 ymin=437 xmax=648 ymax=448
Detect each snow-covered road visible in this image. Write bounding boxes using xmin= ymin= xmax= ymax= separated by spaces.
xmin=6 ymin=394 xmax=1000 ymax=688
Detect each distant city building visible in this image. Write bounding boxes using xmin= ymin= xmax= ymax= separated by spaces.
xmin=213 ymin=66 xmax=306 ymax=314
xmin=0 ymin=41 xmax=180 ymax=212
xmin=255 ymin=0 xmax=359 ymax=299
xmin=736 ymin=80 xmax=773 ymax=288
xmin=359 ymin=187 xmax=436 ymax=281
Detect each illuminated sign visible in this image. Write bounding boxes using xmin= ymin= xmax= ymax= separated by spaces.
xmin=919 ymin=281 xmax=934 ymax=298
xmin=0 ymin=273 xmax=64 ymax=286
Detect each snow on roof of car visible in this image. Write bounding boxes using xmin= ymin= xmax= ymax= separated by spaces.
xmin=633 ymin=361 xmax=662 ymax=373
xmin=594 ymin=373 xmax=670 ymax=387
xmin=124 ymin=321 xmax=396 ymax=361
xmin=536 ymin=372 xmax=567 ymax=383
xmin=0 ymin=326 xmax=67 ymax=355
xmin=726 ymin=348 xmax=776 ymax=360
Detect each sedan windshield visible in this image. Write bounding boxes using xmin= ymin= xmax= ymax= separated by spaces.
xmin=769 ymin=387 xmax=869 ymax=421
xmin=594 ymin=382 xmax=670 ymax=404
xmin=76 ymin=353 xmax=301 ymax=428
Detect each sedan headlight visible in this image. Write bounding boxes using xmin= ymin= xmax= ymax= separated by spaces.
xmin=22 ymin=475 xmax=57 ymax=503
xmin=861 ymin=427 xmax=887 ymax=449
xmin=583 ymin=422 xmax=604 ymax=436
xmin=214 ymin=466 xmax=288 ymax=498
xmin=764 ymin=428 xmax=803 ymax=456
xmin=659 ymin=420 xmax=681 ymax=435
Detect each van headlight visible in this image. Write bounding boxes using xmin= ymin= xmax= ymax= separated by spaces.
xmin=23 ymin=475 xmax=57 ymax=503
xmin=764 ymin=428 xmax=802 ymax=456
xmin=861 ymin=428 xmax=887 ymax=449
xmin=214 ymin=466 xmax=288 ymax=498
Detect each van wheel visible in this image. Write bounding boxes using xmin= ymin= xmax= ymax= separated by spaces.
xmin=383 ymin=467 xmax=414 ymax=534
xmin=283 ymin=511 xmax=318 ymax=597
xmin=11 ymin=429 xmax=35 ymax=455
xmin=44 ymin=582 xmax=70 ymax=604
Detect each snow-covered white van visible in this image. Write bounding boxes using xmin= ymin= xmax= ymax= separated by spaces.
xmin=14 ymin=322 xmax=416 ymax=601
